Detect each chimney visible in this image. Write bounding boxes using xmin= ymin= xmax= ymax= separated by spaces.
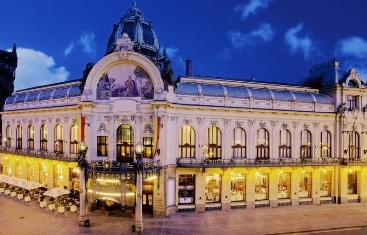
xmin=186 ymin=59 xmax=192 ymax=76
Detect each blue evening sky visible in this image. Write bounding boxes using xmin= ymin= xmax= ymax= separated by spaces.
xmin=1 ymin=0 xmax=367 ymax=91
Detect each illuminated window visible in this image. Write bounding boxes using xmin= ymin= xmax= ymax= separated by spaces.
xmin=255 ymin=172 xmax=268 ymax=200
xmin=178 ymin=174 xmax=195 ymax=204
xmin=348 ymin=131 xmax=360 ymax=159
xmin=116 ymin=124 xmax=134 ymax=162
xmin=205 ymin=174 xmax=221 ymax=203
xmin=179 ymin=125 xmax=196 ymax=158
xmin=231 ymin=173 xmax=245 ymax=202
xmin=143 ymin=137 xmax=153 ymax=158
xmin=300 ymin=130 xmax=312 ymax=158
xmin=54 ymin=124 xmax=63 ymax=153
xmin=256 ymin=128 xmax=269 ymax=159
xmin=299 ymin=171 xmax=312 ymax=198
xmin=348 ymin=171 xmax=357 ymax=194
xmin=232 ymin=127 xmax=246 ymax=158
xmin=205 ymin=126 xmax=222 ymax=159
xmin=40 ymin=125 xmax=48 ymax=151
xmin=279 ymin=129 xmax=291 ymax=158
xmin=320 ymin=171 xmax=332 ymax=197
xmin=320 ymin=131 xmax=331 ymax=158
xmin=27 ymin=125 xmax=34 ymax=150
xmin=278 ymin=172 xmax=291 ymax=199
xmin=348 ymin=95 xmax=357 ymax=111
xmin=70 ymin=124 xmax=79 ymax=154
xmin=5 ymin=125 xmax=11 ymax=147
xmin=16 ymin=125 xmax=22 ymax=149
xmin=97 ymin=136 xmax=108 ymax=156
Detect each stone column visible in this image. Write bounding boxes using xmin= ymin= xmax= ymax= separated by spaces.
xmin=135 ymin=171 xmax=143 ymax=234
xmin=79 ymin=167 xmax=89 ymax=227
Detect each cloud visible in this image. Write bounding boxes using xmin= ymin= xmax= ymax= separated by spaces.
xmin=235 ymin=0 xmax=274 ymax=20
xmin=336 ymin=36 xmax=367 ymax=59
xmin=64 ymin=31 xmax=96 ymax=57
xmin=284 ymin=23 xmax=314 ymax=59
xmin=11 ymin=48 xmax=69 ymax=91
xmin=64 ymin=42 xmax=75 ymax=57
xmin=228 ymin=23 xmax=274 ymax=49
xmin=162 ymin=46 xmax=185 ymax=71
xmin=78 ymin=31 xmax=96 ymax=57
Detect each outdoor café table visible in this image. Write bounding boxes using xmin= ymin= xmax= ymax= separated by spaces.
xmin=11 ymin=191 xmax=16 ymax=198
xmin=70 ymin=205 xmax=77 ymax=213
xmin=24 ymin=195 xmax=31 ymax=202
xmin=0 ymin=188 xmax=4 ymax=193
xmin=58 ymin=206 xmax=65 ymax=214
xmin=40 ymin=201 xmax=46 ymax=208
xmin=48 ymin=204 xmax=55 ymax=211
xmin=17 ymin=193 xmax=23 ymax=200
xmin=5 ymin=189 xmax=10 ymax=195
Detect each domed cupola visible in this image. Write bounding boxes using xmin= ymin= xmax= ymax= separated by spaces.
xmin=105 ymin=1 xmax=161 ymax=62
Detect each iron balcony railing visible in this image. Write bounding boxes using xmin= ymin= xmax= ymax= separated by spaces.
xmin=176 ymin=157 xmax=355 ymax=168
xmin=0 ymin=147 xmax=78 ymax=162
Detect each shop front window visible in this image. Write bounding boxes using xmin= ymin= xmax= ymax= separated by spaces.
xmin=231 ymin=173 xmax=245 ymax=201
xmin=54 ymin=165 xmax=63 ymax=188
xmin=205 ymin=174 xmax=221 ymax=203
xmin=348 ymin=171 xmax=357 ymax=194
xmin=299 ymin=171 xmax=312 ymax=198
xmin=178 ymin=174 xmax=195 ymax=204
xmin=15 ymin=160 xmax=22 ymax=178
xmin=26 ymin=161 xmax=34 ymax=181
xmin=39 ymin=163 xmax=48 ymax=186
xmin=255 ymin=172 xmax=268 ymax=200
xmin=320 ymin=170 xmax=332 ymax=197
xmin=278 ymin=172 xmax=291 ymax=199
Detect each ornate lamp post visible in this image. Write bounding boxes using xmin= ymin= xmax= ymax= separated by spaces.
xmin=77 ymin=141 xmax=90 ymax=227
xmin=134 ymin=142 xmax=144 ymax=234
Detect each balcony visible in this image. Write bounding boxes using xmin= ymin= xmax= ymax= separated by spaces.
xmin=177 ymin=157 xmax=342 ymax=168
xmin=0 ymin=147 xmax=78 ymax=162
xmin=341 ymin=157 xmax=367 ymax=166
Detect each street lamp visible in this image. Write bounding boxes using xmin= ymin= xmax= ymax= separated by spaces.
xmin=78 ymin=141 xmax=90 ymax=227
xmin=134 ymin=142 xmax=144 ymax=234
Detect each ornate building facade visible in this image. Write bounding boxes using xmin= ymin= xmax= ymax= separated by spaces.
xmin=1 ymin=2 xmax=367 ymax=221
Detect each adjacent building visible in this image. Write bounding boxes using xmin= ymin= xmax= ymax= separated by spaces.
xmin=1 ymin=2 xmax=367 ymax=221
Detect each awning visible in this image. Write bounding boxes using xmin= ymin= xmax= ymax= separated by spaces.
xmin=0 ymin=174 xmax=45 ymax=190
xmin=44 ymin=187 xmax=70 ymax=198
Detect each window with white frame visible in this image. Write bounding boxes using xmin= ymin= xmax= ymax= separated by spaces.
xmin=320 ymin=130 xmax=331 ymax=158
xmin=6 ymin=125 xmax=11 ymax=147
xmin=70 ymin=124 xmax=79 ymax=154
xmin=40 ymin=125 xmax=48 ymax=151
xmin=256 ymin=128 xmax=269 ymax=159
xmin=205 ymin=126 xmax=222 ymax=159
xmin=16 ymin=125 xmax=22 ymax=149
xmin=179 ymin=125 xmax=195 ymax=158
xmin=27 ymin=125 xmax=34 ymax=150
xmin=300 ymin=130 xmax=312 ymax=158
xmin=348 ymin=131 xmax=360 ymax=159
xmin=54 ymin=124 xmax=63 ymax=153
xmin=279 ymin=129 xmax=291 ymax=158
xmin=232 ymin=127 xmax=246 ymax=158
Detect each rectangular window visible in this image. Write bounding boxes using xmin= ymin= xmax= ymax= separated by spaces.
xmin=97 ymin=136 xmax=108 ymax=156
xmin=143 ymin=137 xmax=153 ymax=158
xmin=255 ymin=172 xmax=268 ymax=200
xmin=348 ymin=171 xmax=357 ymax=194
xmin=205 ymin=174 xmax=221 ymax=203
xmin=348 ymin=95 xmax=357 ymax=111
xmin=320 ymin=171 xmax=332 ymax=197
xmin=299 ymin=171 xmax=312 ymax=198
xmin=178 ymin=174 xmax=195 ymax=204
xmin=278 ymin=172 xmax=291 ymax=199
xmin=231 ymin=173 xmax=245 ymax=202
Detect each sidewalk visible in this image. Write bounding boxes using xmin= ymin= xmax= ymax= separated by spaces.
xmin=1 ymin=193 xmax=367 ymax=235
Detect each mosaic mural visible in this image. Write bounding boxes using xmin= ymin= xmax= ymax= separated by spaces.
xmin=96 ymin=64 xmax=154 ymax=100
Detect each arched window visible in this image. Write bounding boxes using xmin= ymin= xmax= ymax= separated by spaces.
xmin=300 ymin=130 xmax=312 ymax=158
xmin=40 ymin=125 xmax=48 ymax=151
xmin=16 ymin=125 xmax=22 ymax=149
xmin=256 ymin=128 xmax=269 ymax=159
xmin=320 ymin=130 xmax=331 ymax=158
xmin=279 ymin=129 xmax=291 ymax=158
xmin=205 ymin=126 xmax=222 ymax=159
xmin=232 ymin=127 xmax=246 ymax=158
xmin=179 ymin=125 xmax=196 ymax=158
xmin=348 ymin=131 xmax=360 ymax=159
xmin=70 ymin=124 xmax=79 ymax=154
xmin=348 ymin=80 xmax=358 ymax=87
xmin=27 ymin=125 xmax=34 ymax=150
xmin=116 ymin=124 xmax=134 ymax=162
xmin=54 ymin=124 xmax=63 ymax=153
xmin=5 ymin=125 xmax=11 ymax=147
